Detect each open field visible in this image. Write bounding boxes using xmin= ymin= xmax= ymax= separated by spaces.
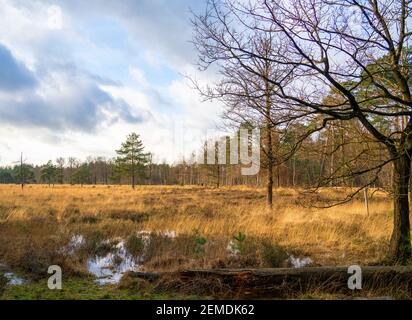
xmin=0 ymin=184 xmax=407 ymax=299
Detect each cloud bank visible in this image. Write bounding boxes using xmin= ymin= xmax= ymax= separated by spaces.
xmin=0 ymin=0 xmax=223 ymax=165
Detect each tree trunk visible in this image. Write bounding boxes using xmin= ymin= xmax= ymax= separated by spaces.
xmin=216 ymin=165 xmax=220 ymax=188
xmin=389 ymin=153 xmax=411 ymax=264
xmin=129 ymin=266 xmax=412 ymax=298
xmin=266 ymin=126 xmax=273 ymax=208
xmin=132 ymin=167 xmax=135 ymax=189
xmin=263 ymin=64 xmax=273 ymax=207
xmin=277 ymin=166 xmax=280 ymax=188
xmin=292 ymin=155 xmax=296 ymax=187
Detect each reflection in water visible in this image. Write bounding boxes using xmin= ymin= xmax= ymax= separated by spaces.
xmin=68 ymin=232 xmax=313 ymax=285
xmin=4 ymin=272 xmax=25 ymax=286
xmin=87 ymin=240 xmax=140 ymax=285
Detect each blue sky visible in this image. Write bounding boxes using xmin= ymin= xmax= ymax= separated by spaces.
xmin=0 ymin=0 xmax=223 ymax=165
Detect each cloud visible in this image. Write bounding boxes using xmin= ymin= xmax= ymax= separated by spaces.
xmin=0 ymin=0 xmax=225 ymax=166
xmin=50 ymin=0 xmax=203 ymax=70
xmin=0 ymin=43 xmax=36 ymax=91
xmin=0 ymin=57 xmax=146 ymax=132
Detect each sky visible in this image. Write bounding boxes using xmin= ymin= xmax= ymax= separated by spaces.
xmin=0 ymin=0 xmax=224 ymax=166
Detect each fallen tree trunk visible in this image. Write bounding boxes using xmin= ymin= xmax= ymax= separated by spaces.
xmin=128 ymin=267 xmax=412 ymax=298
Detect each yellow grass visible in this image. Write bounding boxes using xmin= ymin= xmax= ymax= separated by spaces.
xmin=0 ymin=184 xmax=395 ymax=268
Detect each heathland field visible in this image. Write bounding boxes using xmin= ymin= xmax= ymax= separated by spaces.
xmin=0 ymin=185 xmax=401 ymax=299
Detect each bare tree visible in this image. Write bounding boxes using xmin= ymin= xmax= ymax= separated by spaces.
xmin=67 ymin=157 xmax=78 ymax=185
xmin=19 ymin=152 xmax=25 ymax=190
xmin=56 ymin=157 xmax=65 ymax=184
xmin=192 ymin=32 xmax=294 ymax=206
xmin=192 ymin=0 xmax=412 ymax=263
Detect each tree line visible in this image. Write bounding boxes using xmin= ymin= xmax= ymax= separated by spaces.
xmin=0 ymin=125 xmax=393 ymax=190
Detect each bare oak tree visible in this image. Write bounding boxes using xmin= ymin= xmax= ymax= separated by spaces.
xmin=192 ymin=0 xmax=412 ymax=263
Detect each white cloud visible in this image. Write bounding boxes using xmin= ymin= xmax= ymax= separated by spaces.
xmin=129 ymin=67 xmax=149 ymax=88
xmin=0 ymin=0 xmax=227 ymax=166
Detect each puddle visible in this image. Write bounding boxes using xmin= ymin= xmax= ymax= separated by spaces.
xmin=85 ymin=230 xmax=176 ymax=285
xmin=4 ymin=272 xmax=26 ymax=286
xmin=59 ymin=234 xmax=143 ymax=285
xmin=87 ymin=240 xmax=140 ymax=285
xmin=0 ymin=262 xmax=26 ymax=286
xmin=67 ymin=232 xmax=314 ymax=284
xmin=289 ymin=255 xmax=313 ymax=268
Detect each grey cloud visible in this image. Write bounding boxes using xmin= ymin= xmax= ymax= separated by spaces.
xmin=0 ymin=63 xmax=146 ymax=132
xmin=0 ymin=1 xmax=192 ymax=132
xmin=0 ymin=44 xmax=37 ymax=91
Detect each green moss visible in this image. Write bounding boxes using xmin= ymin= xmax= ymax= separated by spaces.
xmin=0 ymin=276 xmax=200 ymax=300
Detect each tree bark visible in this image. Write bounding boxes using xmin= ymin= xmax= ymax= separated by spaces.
xmin=132 ymin=167 xmax=135 ymax=189
xmin=266 ymin=125 xmax=273 ymax=208
xmin=389 ymin=153 xmax=412 ymax=264
xmin=129 ymin=267 xmax=412 ymax=298
xmin=263 ymin=61 xmax=273 ymax=207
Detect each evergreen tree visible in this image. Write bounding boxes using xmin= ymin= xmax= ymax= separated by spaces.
xmin=12 ymin=164 xmax=35 ymax=185
xmin=40 ymin=160 xmax=57 ymax=186
xmin=72 ymin=164 xmax=90 ymax=186
xmin=115 ymin=133 xmax=149 ymax=189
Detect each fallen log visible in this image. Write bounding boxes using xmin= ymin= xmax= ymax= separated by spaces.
xmin=129 ymin=267 xmax=412 ymax=298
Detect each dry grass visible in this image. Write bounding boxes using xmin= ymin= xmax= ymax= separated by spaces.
xmin=0 ymin=184 xmax=395 ymax=274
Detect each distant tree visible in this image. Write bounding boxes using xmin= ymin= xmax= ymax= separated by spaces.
xmin=56 ymin=157 xmax=65 ymax=184
xmin=94 ymin=156 xmax=109 ymax=185
xmin=41 ymin=160 xmax=57 ymax=186
xmin=72 ymin=164 xmax=90 ymax=186
xmin=115 ymin=133 xmax=150 ymax=189
xmin=12 ymin=164 xmax=35 ymax=185
xmin=0 ymin=167 xmax=15 ymax=184
xmin=67 ymin=157 xmax=79 ymax=185
xmin=0 ymin=167 xmax=14 ymax=184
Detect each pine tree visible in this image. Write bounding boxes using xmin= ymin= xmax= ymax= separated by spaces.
xmin=41 ymin=160 xmax=57 ymax=186
xmin=12 ymin=164 xmax=35 ymax=185
xmin=72 ymin=164 xmax=90 ymax=186
xmin=115 ymin=133 xmax=149 ymax=189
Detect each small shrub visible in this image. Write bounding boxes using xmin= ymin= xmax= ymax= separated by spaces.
xmin=125 ymin=234 xmax=145 ymax=257
xmin=112 ymin=254 xmax=124 ymax=266
xmin=232 ymin=232 xmax=247 ymax=254
xmin=260 ymin=242 xmax=289 ymax=267
xmin=192 ymin=229 xmax=207 ymax=256
xmin=94 ymin=241 xmax=117 ymax=257
xmin=83 ymin=232 xmax=116 ymax=257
